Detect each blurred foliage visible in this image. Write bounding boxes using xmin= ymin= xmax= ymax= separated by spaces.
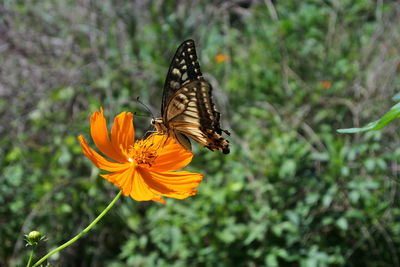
xmin=1 ymin=0 xmax=400 ymax=266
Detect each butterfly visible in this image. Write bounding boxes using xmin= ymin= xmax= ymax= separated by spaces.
xmin=151 ymin=39 xmax=230 ymax=154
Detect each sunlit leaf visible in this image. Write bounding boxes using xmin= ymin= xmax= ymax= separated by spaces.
xmin=337 ymin=102 xmax=400 ymax=133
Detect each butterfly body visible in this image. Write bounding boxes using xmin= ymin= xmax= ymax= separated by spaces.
xmin=153 ymin=40 xmax=230 ymax=154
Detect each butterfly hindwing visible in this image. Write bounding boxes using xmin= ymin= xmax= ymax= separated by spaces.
xmin=164 ymin=81 xmax=230 ymax=154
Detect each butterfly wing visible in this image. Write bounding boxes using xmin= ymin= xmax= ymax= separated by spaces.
xmin=164 ymin=80 xmax=230 ymax=154
xmin=161 ymin=39 xmax=203 ymax=115
xmin=157 ymin=39 xmax=230 ymax=154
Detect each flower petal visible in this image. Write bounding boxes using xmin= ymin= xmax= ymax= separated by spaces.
xmin=111 ymin=111 xmax=134 ymax=158
xmin=138 ymin=168 xmax=203 ymax=200
xmin=129 ymin=170 xmax=159 ymax=201
xmin=90 ymin=107 xmax=128 ymax=163
xmin=100 ymin=165 xmax=134 ymax=196
xmin=151 ymin=196 xmax=166 ymax=204
xmin=163 ymin=135 xmax=176 ymax=145
xmin=152 ymin=143 xmax=194 ymax=171
xmin=102 ymin=166 xmax=166 ymax=204
xmin=149 ymin=170 xmax=203 ymax=189
xmin=144 ymin=134 xmax=176 ymax=148
xmin=78 ymin=135 xmax=130 ymax=172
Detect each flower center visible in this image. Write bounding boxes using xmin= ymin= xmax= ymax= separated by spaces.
xmin=128 ymin=139 xmax=158 ymax=167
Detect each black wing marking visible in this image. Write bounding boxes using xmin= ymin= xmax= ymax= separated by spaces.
xmin=161 ymin=39 xmax=203 ymax=114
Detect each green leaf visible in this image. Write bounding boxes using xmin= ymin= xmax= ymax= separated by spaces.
xmin=336 ymin=217 xmax=348 ymax=230
xmin=337 ymin=102 xmax=400 ymax=133
xmin=392 ymin=92 xmax=400 ymax=102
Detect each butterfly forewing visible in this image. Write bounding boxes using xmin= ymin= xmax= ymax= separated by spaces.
xmin=161 ymin=40 xmax=203 ymax=114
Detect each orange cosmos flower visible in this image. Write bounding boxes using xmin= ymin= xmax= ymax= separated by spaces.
xmin=215 ymin=54 xmax=228 ymax=63
xmin=78 ymin=108 xmax=203 ymax=204
xmin=321 ymin=81 xmax=332 ymax=89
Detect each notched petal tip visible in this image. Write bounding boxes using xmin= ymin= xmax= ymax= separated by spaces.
xmin=89 ymin=108 xmax=129 ymax=163
xmin=152 ymin=196 xmax=166 ymax=204
xmin=111 ymin=111 xmax=135 ymax=156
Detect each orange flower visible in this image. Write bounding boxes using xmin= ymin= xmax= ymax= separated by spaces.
xmin=321 ymin=81 xmax=332 ymax=89
xmin=215 ymin=54 xmax=228 ymax=63
xmin=78 ymin=108 xmax=203 ymax=204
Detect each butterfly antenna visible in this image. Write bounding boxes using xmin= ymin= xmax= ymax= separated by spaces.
xmin=133 ymin=111 xmax=150 ymax=117
xmin=136 ymin=97 xmax=155 ymax=118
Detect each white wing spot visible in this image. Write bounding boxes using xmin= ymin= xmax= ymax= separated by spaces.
xmin=172 ymin=68 xmax=181 ymax=76
xmin=185 ymin=110 xmax=198 ymax=117
xmin=170 ymin=81 xmax=180 ymax=89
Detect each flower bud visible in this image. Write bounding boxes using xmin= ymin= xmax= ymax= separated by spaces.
xmin=25 ymin=230 xmax=44 ymax=246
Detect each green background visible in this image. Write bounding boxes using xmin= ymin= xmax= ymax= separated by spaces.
xmin=1 ymin=1 xmax=400 ymax=266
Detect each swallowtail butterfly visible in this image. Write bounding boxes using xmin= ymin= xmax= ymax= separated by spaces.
xmin=152 ymin=40 xmax=230 ymax=154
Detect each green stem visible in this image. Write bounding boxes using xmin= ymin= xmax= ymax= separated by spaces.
xmin=32 ymin=191 xmax=122 ymax=267
xmin=26 ymin=247 xmax=35 ymax=267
